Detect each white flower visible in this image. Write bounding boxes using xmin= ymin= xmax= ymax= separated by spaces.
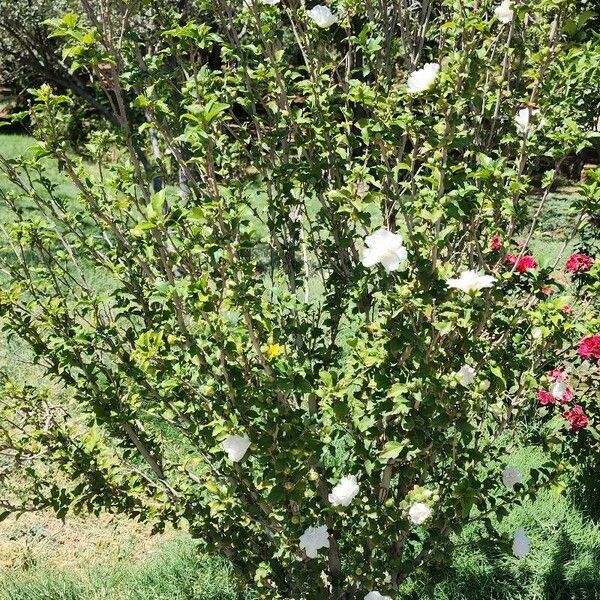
xmin=221 ymin=434 xmax=251 ymax=462
xmin=502 ymin=465 xmax=523 ymax=489
xmin=551 ymin=380 xmax=568 ymax=400
xmin=446 ymin=269 xmax=496 ymax=293
xmin=364 ymin=593 xmax=392 ymax=600
xmin=407 ymin=63 xmax=439 ymax=93
xmin=328 ymin=475 xmax=360 ymax=507
xmin=408 ymin=502 xmax=432 ymax=525
xmin=494 ymin=0 xmax=513 ymax=24
xmin=515 ymin=107 xmax=540 ymax=135
xmin=512 ymin=528 xmax=530 ymax=559
xmin=262 ymin=0 xmax=281 ymax=4
xmin=531 ymin=327 xmax=543 ymax=340
xmin=299 ymin=525 xmax=330 ymax=558
xmin=458 ymin=364 xmax=476 ymax=387
xmin=480 ymin=379 xmax=491 ymax=392
xmin=361 ymin=229 xmax=408 ymax=272
xmin=306 ymin=5 xmax=337 ymax=28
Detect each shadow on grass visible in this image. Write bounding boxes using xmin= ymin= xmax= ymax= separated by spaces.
xmin=569 ymin=458 xmax=600 ymax=524
xmin=402 ymin=529 xmax=600 ymax=600
xmin=402 ymin=544 xmax=527 ymax=600
xmin=541 ymin=529 xmax=600 ymax=600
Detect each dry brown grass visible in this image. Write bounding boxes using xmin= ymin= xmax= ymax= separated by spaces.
xmin=0 ymin=510 xmax=174 ymax=572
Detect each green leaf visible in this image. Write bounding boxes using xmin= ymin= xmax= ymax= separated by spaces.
xmin=379 ymin=440 xmax=406 ymax=461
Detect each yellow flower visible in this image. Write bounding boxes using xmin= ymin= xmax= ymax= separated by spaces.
xmin=266 ymin=343 xmax=283 ymax=359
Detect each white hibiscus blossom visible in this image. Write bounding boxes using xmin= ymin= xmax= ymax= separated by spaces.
xmin=502 ymin=465 xmax=523 ymax=489
xmin=408 ymin=502 xmax=432 ymax=525
xmin=361 ymin=229 xmax=408 ymax=272
xmin=446 ymin=270 xmax=496 ymax=293
xmin=329 ymin=475 xmax=360 ymax=507
xmin=364 ymin=593 xmax=392 ymax=600
xmin=551 ymin=380 xmax=568 ymax=400
xmin=299 ymin=525 xmax=330 ymax=558
xmin=221 ymin=434 xmax=251 ymax=462
xmin=531 ymin=327 xmax=543 ymax=340
xmin=515 ymin=107 xmax=540 ymax=135
xmin=512 ymin=528 xmax=530 ymax=559
xmin=458 ymin=364 xmax=476 ymax=387
xmin=306 ymin=5 xmax=337 ymax=28
xmin=407 ymin=63 xmax=439 ymax=93
xmin=494 ymin=0 xmax=513 ymax=24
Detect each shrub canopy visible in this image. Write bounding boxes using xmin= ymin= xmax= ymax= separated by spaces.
xmin=1 ymin=0 xmax=599 ymax=598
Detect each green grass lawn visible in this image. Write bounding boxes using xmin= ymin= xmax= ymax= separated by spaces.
xmin=0 ymin=133 xmax=596 ymax=599
xmin=0 ymin=537 xmax=240 ymax=600
xmin=0 ymin=133 xmax=77 ymax=198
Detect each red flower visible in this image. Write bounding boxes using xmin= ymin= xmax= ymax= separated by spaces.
xmin=490 ymin=234 xmax=502 ymax=251
xmin=547 ymin=368 xmax=566 ymax=382
xmin=578 ymin=335 xmax=600 ymax=360
xmin=565 ymin=253 xmax=594 ymax=273
xmin=506 ymin=254 xmax=538 ymax=273
xmin=563 ymin=404 xmax=589 ymax=432
xmin=537 ymin=390 xmax=555 ymax=406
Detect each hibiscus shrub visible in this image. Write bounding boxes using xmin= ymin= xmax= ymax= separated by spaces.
xmin=1 ymin=0 xmax=599 ymax=598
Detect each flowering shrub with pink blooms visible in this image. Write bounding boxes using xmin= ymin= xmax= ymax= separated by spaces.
xmin=0 ymin=1 xmax=599 ymax=598
xmin=564 ymin=405 xmax=589 ymax=432
xmin=566 ymin=253 xmax=595 ymax=274
xmin=490 ymin=234 xmax=503 ymax=251
xmin=578 ymin=335 xmax=600 ymax=361
xmin=506 ymin=254 xmax=538 ymax=273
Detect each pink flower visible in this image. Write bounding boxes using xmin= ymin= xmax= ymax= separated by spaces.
xmin=563 ymin=404 xmax=589 ymax=432
xmin=561 ymin=304 xmax=573 ymax=315
xmin=506 ymin=254 xmax=538 ymax=273
xmin=565 ymin=253 xmax=594 ymax=273
xmin=561 ymin=385 xmax=574 ymax=405
xmin=578 ymin=335 xmax=600 ymax=360
xmin=490 ymin=234 xmax=502 ymax=251
xmin=541 ymin=287 xmax=553 ymax=296
xmin=547 ymin=368 xmax=566 ymax=382
xmin=537 ymin=390 xmax=555 ymax=406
